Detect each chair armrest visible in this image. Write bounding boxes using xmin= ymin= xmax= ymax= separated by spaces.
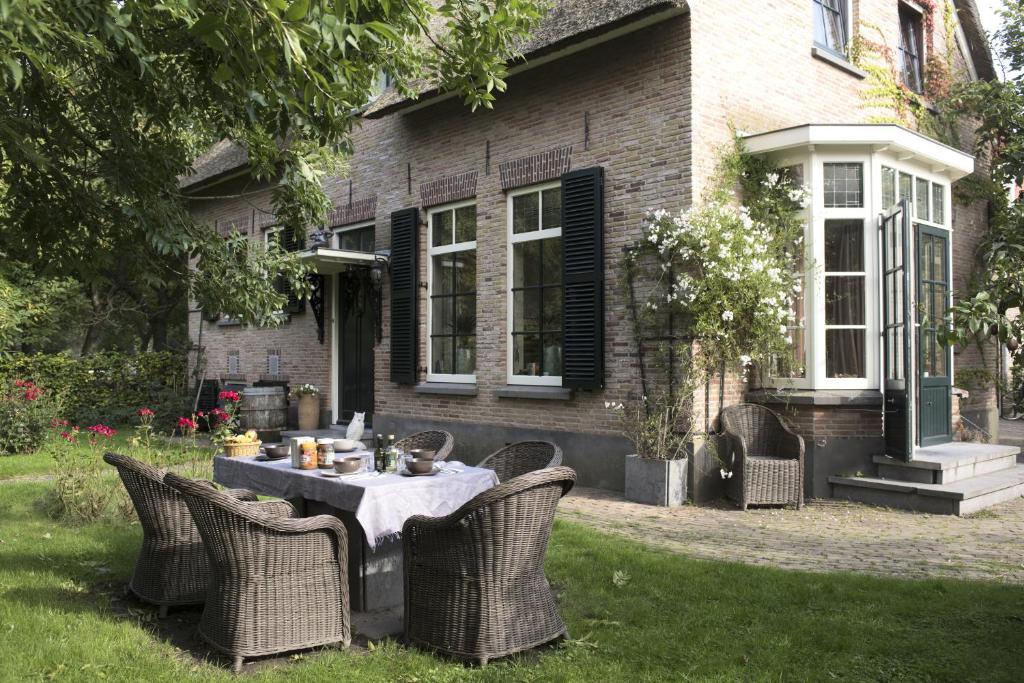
xmin=256 ymin=513 xmax=348 ymax=548
xmin=242 ymin=499 xmax=298 ymax=518
xmin=777 ymin=429 xmax=804 ymax=461
xmin=722 ymin=430 xmax=749 ymax=470
xmin=193 ymin=479 xmax=259 ymax=502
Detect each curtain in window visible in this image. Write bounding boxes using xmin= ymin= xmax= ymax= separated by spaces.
xmin=825 ymin=220 xmax=865 ymax=378
xmin=813 ymin=0 xmax=848 ymax=55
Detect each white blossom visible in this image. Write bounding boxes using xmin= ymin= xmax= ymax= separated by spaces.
xmin=722 ymin=310 xmax=734 ymax=322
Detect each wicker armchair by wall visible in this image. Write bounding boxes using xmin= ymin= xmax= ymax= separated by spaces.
xmin=719 ymin=403 xmax=805 ymax=510
xmin=403 ymin=466 xmax=576 ymax=665
xmin=395 ymin=430 xmax=455 ymax=462
xmin=477 ymin=441 xmax=563 ymax=482
xmin=102 ymin=452 xmax=258 ymax=617
xmin=164 ymin=473 xmax=351 ymax=673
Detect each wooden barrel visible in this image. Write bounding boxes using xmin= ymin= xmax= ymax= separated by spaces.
xmin=240 ymin=387 xmax=287 ymax=436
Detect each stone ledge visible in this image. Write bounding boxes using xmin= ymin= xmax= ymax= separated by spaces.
xmin=747 ymin=389 xmax=883 ymax=407
xmin=414 ymin=382 xmax=478 ymax=397
xmin=494 ymin=385 xmax=572 ymax=401
xmin=811 ymin=46 xmax=868 ymax=79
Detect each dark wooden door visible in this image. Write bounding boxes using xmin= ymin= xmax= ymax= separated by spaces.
xmin=337 ymin=271 xmax=375 ymax=426
xmin=881 ymin=201 xmax=915 ymax=460
xmin=917 ymin=225 xmax=952 ymax=446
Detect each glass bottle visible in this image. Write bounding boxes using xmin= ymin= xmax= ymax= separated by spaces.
xmin=374 ymin=434 xmax=385 ymax=473
xmin=386 ymin=434 xmax=397 ymax=472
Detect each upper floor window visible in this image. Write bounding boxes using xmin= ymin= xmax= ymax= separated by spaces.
xmin=427 ymin=202 xmax=477 ymax=382
xmin=898 ymin=3 xmax=924 ymax=93
xmin=812 ymin=0 xmax=849 ymax=56
xmin=333 ymin=221 xmax=375 ymax=252
xmin=508 ymin=183 xmax=563 ymax=386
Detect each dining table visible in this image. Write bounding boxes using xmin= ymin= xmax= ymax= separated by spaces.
xmin=213 ymin=452 xmax=499 ymax=611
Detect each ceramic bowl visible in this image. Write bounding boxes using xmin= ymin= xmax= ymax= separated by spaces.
xmin=263 ymin=444 xmax=290 ymax=459
xmin=334 ymin=456 xmax=362 ymax=474
xmin=406 ymin=458 xmax=434 ymax=474
xmin=333 ymin=438 xmax=358 ymax=452
xmin=408 ymin=449 xmax=436 ymax=461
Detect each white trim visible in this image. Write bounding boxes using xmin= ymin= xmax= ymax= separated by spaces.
xmin=331 ymin=220 xmax=375 ymax=249
xmin=506 ymin=181 xmax=563 ymax=387
xmin=426 ymin=200 xmax=477 ymax=384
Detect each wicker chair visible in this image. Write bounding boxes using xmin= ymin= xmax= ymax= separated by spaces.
xmin=102 ymin=452 xmax=258 ymax=616
xmin=403 ymin=466 xmax=576 ymax=665
xmin=719 ymin=403 xmax=804 ymax=510
xmin=395 ymin=430 xmax=455 ymax=462
xmin=477 ymin=441 xmax=563 ymax=482
xmin=164 ymin=472 xmax=351 ymax=673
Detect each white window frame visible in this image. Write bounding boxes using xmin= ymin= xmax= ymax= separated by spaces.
xmin=812 ymin=0 xmax=854 ymax=57
xmin=331 ymin=220 xmax=375 ymax=251
xmin=506 ymin=181 xmax=563 ymax=387
xmin=426 ymin=200 xmax=477 ymax=384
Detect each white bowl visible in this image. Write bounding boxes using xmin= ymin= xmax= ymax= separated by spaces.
xmin=333 ymin=438 xmax=358 ymax=452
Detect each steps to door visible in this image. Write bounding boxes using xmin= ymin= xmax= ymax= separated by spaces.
xmin=829 ymin=443 xmax=1024 ymax=516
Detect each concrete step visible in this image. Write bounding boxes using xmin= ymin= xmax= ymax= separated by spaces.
xmin=873 ymin=442 xmax=1020 ymax=484
xmin=829 ymin=464 xmax=1024 ymax=516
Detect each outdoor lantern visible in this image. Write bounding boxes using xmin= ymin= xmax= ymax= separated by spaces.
xmin=371 ymin=250 xmax=391 ymax=288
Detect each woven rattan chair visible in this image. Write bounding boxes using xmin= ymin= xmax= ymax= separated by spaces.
xmin=720 ymin=403 xmax=804 ymax=510
xmin=395 ymin=430 xmax=455 ymax=462
xmin=103 ymin=452 xmax=258 ymax=616
xmin=403 ymin=466 xmax=576 ymax=665
xmin=164 ymin=473 xmax=351 ymax=673
xmin=477 ymin=441 xmax=563 ymax=482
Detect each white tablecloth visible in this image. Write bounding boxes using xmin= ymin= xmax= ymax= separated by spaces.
xmin=213 ymin=454 xmax=498 ymax=548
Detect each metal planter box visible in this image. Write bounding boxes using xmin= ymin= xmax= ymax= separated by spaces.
xmin=624 ymin=454 xmax=688 ymax=506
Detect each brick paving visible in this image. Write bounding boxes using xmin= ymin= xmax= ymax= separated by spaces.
xmin=559 ymin=488 xmax=1024 ymax=584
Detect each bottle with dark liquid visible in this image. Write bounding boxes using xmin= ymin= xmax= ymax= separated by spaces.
xmin=374 ymin=434 xmax=385 ymax=473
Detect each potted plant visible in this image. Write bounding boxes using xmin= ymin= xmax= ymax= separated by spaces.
xmin=293 ymin=384 xmax=320 ymax=431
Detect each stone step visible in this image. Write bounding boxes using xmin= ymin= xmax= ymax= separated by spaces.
xmin=829 ymin=464 xmax=1024 ymax=516
xmin=873 ymin=443 xmax=1021 ymax=484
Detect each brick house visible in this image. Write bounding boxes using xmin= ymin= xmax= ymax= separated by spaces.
xmin=184 ymin=0 xmax=1022 ymax=511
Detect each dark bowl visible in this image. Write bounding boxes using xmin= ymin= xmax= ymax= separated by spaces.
xmin=334 ymin=456 xmax=362 ymax=474
xmin=264 ymin=444 xmax=290 ymax=459
xmin=408 ymin=449 xmax=436 ymax=461
xmin=407 ymin=458 xmax=434 ymax=474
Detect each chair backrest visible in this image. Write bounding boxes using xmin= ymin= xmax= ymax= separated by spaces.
xmin=478 ymin=441 xmax=563 ymax=482
xmin=720 ymin=403 xmax=786 ymax=458
xmin=103 ymin=452 xmax=194 ymax=541
xmin=395 ymin=430 xmax=455 ymax=461
xmin=443 ymin=467 xmax=576 ymax=573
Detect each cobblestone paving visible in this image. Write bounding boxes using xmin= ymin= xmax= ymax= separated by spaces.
xmin=559 ymin=488 xmax=1024 ymax=583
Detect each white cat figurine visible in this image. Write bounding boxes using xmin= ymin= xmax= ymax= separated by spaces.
xmin=345 ymin=412 xmax=365 ymax=441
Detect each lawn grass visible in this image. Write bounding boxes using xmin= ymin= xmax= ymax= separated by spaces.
xmin=0 ymin=477 xmax=1021 ymax=680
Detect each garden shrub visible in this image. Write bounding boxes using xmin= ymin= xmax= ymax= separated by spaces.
xmin=0 ymin=379 xmax=65 ymax=455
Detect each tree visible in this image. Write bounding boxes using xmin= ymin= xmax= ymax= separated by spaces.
xmin=0 ymin=0 xmax=545 ymax=339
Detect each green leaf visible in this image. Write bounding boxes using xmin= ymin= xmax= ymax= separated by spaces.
xmin=285 ymin=0 xmax=310 ymax=22
xmin=212 ymin=62 xmax=234 ymax=83
xmin=189 ymin=12 xmax=221 ymax=36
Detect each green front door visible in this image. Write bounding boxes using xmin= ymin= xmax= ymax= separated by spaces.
xmin=917 ymin=225 xmax=952 ymax=446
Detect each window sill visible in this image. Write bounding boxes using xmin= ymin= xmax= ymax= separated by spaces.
xmin=747 ymin=388 xmax=882 ymax=407
xmin=415 ymin=382 xmax=478 ymax=397
xmin=217 ymin=318 xmax=242 ymax=327
xmin=811 ymin=46 xmax=867 ymax=79
xmin=494 ymin=385 xmax=572 ymax=401
xmin=220 ymin=374 xmax=248 ymax=383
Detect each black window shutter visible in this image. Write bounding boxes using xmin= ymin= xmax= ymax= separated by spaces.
xmin=561 ymin=166 xmax=604 ymax=389
xmin=390 ymin=208 xmax=419 ymax=384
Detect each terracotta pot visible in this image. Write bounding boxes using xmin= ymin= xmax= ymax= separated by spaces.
xmin=297 ymin=394 xmax=320 ymax=431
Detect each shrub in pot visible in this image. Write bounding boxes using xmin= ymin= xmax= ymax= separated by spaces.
xmin=292 ymin=383 xmax=320 ymax=431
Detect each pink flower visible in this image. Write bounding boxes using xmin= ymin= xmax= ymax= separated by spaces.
xmin=197 ymin=411 xmax=205 ymax=418
xmin=23 ymin=387 xmax=42 ymax=401
xmin=137 ymin=407 xmax=155 ymax=418
xmin=86 ymin=424 xmax=116 ymax=438
xmin=60 ymin=430 xmax=77 ymax=443
xmin=218 ymin=390 xmax=241 ymax=403
xmin=14 ymin=379 xmax=31 ymax=388
xmin=210 ymin=407 xmax=230 ymax=423
xmin=51 ymin=418 xmax=69 ymax=428
xmin=177 ymin=417 xmax=198 ymax=431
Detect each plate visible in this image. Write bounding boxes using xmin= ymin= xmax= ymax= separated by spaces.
xmin=320 ymin=471 xmax=342 ymax=478
xmin=400 ymin=468 xmax=439 ymax=477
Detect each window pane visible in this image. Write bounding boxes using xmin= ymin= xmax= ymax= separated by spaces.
xmin=882 ymin=166 xmax=896 ymax=209
xmin=541 ymin=334 xmax=562 ymax=376
xmin=824 ymin=219 xmax=864 ymax=271
xmin=823 ymin=163 xmax=863 ymax=208
xmin=813 ymin=0 xmax=847 ymax=53
xmin=454 ymin=251 xmax=476 ymax=294
xmin=513 ymin=334 xmax=542 ymax=376
xmin=432 ymin=211 xmax=451 ymax=247
xmin=899 ymin=172 xmax=913 ymax=204
xmin=431 ymin=297 xmax=453 ymax=335
xmin=513 ymin=240 xmax=542 ymax=287
xmin=932 ymin=183 xmax=945 ymax=224
xmin=455 ymin=336 xmax=475 ymax=375
xmin=542 ymin=188 xmax=561 ymax=230
xmin=513 ymin=193 xmax=539 ymax=234
xmin=915 ymin=177 xmax=930 ymax=221
xmin=542 ymin=237 xmax=562 ymax=285
xmin=825 ymin=276 xmax=865 ymax=325
xmin=513 ymin=289 xmax=541 ymax=332
xmin=433 ymin=254 xmax=454 ymax=295
xmin=455 ymin=205 xmax=476 ymax=243
xmin=338 ymin=227 xmax=374 ymax=252
xmin=455 ymin=294 xmax=476 ymax=335
xmin=826 ymin=329 xmax=866 ymax=378
xmin=543 ymin=287 xmax=562 ymax=330
xmin=430 ymin=338 xmax=453 ymax=375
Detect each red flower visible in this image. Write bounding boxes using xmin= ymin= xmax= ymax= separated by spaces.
xmin=86 ymin=424 xmax=116 ymax=438
xmin=50 ymin=418 xmax=69 ymax=428
xmin=197 ymin=411 xmax=205 ymax=418
xmin=60 ymin=431 xmax=77 ymax=443
xmin=218 ymin=390 xmax=241 ymax=403
xmin=137 ymin=407 xmax=155 ymax=418
xmin=210 ymin=407 xmax=230 ymax=423
xmin=23 ymin=387 xmax=42 ymax=401
xmin=14 ymin=379 xmax=33 ymax=388
xmin=177 ymin=417 xmax=198 ymax=431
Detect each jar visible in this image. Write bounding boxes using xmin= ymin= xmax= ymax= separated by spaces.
xmin=300 ymin=441 xmax=318 ymax=470
xmin=316 ymin=438 xmax=335 ymax=469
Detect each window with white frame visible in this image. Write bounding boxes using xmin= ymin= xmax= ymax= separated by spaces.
xmin=427 ymin=202 xmax=476 ymax=382
xmin=333 ymin=221 xmax=375 ymax=252
xmin=812 ymin=0 xmax=850 ymax=57
xmin=508 ymin=183 xmax=562 ymax=385
xmin=898 ymin=2 xmax=924 ymax=93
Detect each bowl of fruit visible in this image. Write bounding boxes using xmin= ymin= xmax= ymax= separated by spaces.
xmin=224 ymin=430 xmax=262 ymax=457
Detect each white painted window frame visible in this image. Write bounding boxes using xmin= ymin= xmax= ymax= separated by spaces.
xmin=426 ymin=200 xmax=477 ymax=384
xmin=506 ymin=181 xmax=563 ymax=387
xmin=331 ymin=219 xmax=375 ymax=251
xmin=812 ymin=0 xmax=854 ymax=57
